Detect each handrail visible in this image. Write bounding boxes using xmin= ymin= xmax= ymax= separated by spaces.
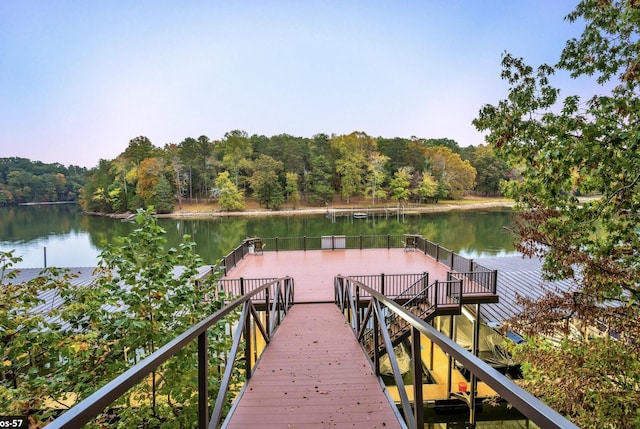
xmin=356 ymin=277 xmax=462 ymax=357
xmin=334 ymin=276 xmax=579 ymax=429
xmin=45 ymin=277 xmax=294 ymax=429
xmin=346 ymin=273 xmax=428 ymax=299
xmin=391 ymin=272 xmax=428 ymax=303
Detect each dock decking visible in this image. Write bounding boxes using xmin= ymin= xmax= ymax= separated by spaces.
xmin=224 ymin=248 xmax=451 ymax=303
xmin=225 ymin=303 xmax=402 ymax=428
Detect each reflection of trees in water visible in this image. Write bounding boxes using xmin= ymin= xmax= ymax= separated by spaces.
xmin=1 ymin=206 xmax=516 ymax=266
xmin=410 ymin=209 xmax=514 ymax=255
xmin=0 ymin=204 xmax=82 ymax=242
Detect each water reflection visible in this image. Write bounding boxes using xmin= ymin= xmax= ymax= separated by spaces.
xmin=0 ymin=205 xmax=517 ymax=268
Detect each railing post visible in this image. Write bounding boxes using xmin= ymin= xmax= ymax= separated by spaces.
xmin=275 ymin=237 xmax=279 ymax=251
xmin=265 ymin=286 xmax=271 ymax=335
xmin=380 ymin=273 xmax=385 ymax=296
xmin=469 ymin=303 xmax=482 ymax=425
xmin=387 ymin=234 xmax=391 ymax=249
xmin=244 ymin=302 xmax=252 ymax=380
xmin=303 ymin=235 xmax=307 ymax=251
xmin=469 ymin=258 xmax=474 ymax=273
xmin=436 ymin=244 xmax=440 ymax=262
xmin=373 ymin=308 xmax=380 ymax=375
xmin=359 ymin=234 xmax=363 ymax=250
xmin=493 ymin=270 xmax=498 ymax=294
xmin=412 ymin=327 xmax=424 ymax=429
xmin=355 ymin=286 xmax=361 ymax=332
xmin=240 ymin=277 xmax=245 ymax=295
xmin=197 ymin=332 xmax=208 ymax=429
xmin=450 ymin=252 xmax=455 ymax=269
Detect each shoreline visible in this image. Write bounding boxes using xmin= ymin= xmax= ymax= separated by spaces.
xmin=83 ymin=198 xmax=516 ymax=220
xmin=156 ymin=199 xmax=515 ymax=219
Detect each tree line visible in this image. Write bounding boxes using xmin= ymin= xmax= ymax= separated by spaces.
xmin=80 ymin=131 xmax=511 ymax=214
xmin=0 ymin=158 xmax=87 ymax=205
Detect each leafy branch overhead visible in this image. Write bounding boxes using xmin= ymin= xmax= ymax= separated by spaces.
xmin=474 ymin=1 xmax=640 ymax=427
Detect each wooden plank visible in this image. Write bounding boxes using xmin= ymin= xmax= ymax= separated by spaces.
xmin=225 ymin=303 xmax=402 ymax=429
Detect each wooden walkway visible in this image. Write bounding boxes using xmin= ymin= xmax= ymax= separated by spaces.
xmin=225 ymin=303 xmax=402 ymax=429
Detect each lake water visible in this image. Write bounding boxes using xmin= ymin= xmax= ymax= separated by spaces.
xmin=0 ymin=204 xmax=517 ymax=268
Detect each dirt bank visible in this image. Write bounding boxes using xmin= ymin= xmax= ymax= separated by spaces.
xmin=157 ymin=198 xmax=515 ymax=219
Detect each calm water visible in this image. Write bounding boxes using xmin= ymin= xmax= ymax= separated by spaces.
xmin=0 ymin=204 xmax=516 ymax=268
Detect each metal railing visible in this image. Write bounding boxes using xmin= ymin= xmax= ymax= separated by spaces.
xmin=333 ymin=276 xmax=579 ymax=429
xmin=239 ymin=234 xmax=498 ymax=297
xmin=218 ymin=277 xmax=278 ymax=300
xmin=339 ymin=275 xmax=463 ymax=357
xmin=46 ymin=277 xmax=294 ymax=429
xmin=347 ymin=273 xmax=428 ymax=299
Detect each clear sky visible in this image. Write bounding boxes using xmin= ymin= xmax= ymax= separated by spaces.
xmin=1 ymin=1 xmax=590 ymax=168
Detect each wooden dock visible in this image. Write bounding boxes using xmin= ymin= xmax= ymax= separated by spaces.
xmin=224 ymin=248 xmax=452 ymax=303
xmin=221 ymin=248 xmax=500 ymax=426
xmin=224 ymin=303 xmax=402 ymax=428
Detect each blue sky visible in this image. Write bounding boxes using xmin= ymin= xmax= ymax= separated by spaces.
xmin=0 ymin=1 xmax=589 ymax=168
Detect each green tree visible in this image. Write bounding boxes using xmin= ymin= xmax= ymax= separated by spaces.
xmin=0 ymin=252 xmax=69 ymax=421
xmin=377 ymin=137 xmax=410 ymax=175
xmin=389 ymin=167 xmax=412 ymax=205
xmin=464 ymin=145 xmax=510 ymax=196
xmin=365 ymin=152 xmax=389 ymax=204
xmin=123 ymin=136 xmax=156 ymax=167
xmin=153 ymin=175 xmax=175 ymax=214
xmin=178 ymin=137 xmax=199 ymax=202
xmin=81 ymin=159 xmax=116 ymax=213
xmin=214 ymin=171 xmax=245 ymax=211
xmin=249 ymin=155 xmax=284 ymax=209
xmin=332 ymin=132 xmax=375 ymax=203
xmin=474 ymin=1 xmax=640 ymax=427
xmin=304 ymin=155 xmax=334 ymax=205
xmin=414 ymin=171 xmax=438 ymax=203
xmin=215 ymin=130 xmax=253 ymax=189
xmin=1 ymin=211 xmax=240 ymax=427
xmin=284 ymin=172 xmax=301 ymax=208
xmin=424 ymin=146 xmax=476 ymax=199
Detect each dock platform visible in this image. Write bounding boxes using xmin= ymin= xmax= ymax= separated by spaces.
xmin=223 ymin=248 xmax=451 ymax=303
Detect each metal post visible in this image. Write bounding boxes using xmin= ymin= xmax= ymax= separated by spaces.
xmin=244 ymin=303 xmax=252 ymax=380
xmin=43 ymin=247 xmax=47 ymax=268
xmin=303 ymin=236 xmax=307 ymax=251
xmin=373 ymin=310 xmax=380 ymax=375
xmin=197 ymin=332 xmax=208 ymax=429
xmin=355 ymin=286 xmax=360 ymax=330
xmin=470 ymin=304 xmax=481 ymax=425
xmin=447 ymin=314 xmax=454 ymax=396
xmin=380 ymin=273 xmax=385 ymax=296
xmin=411 ymin=327 xmax=424 ymax=428
xmin=265 ymin=287 xmax=271 ymax=335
